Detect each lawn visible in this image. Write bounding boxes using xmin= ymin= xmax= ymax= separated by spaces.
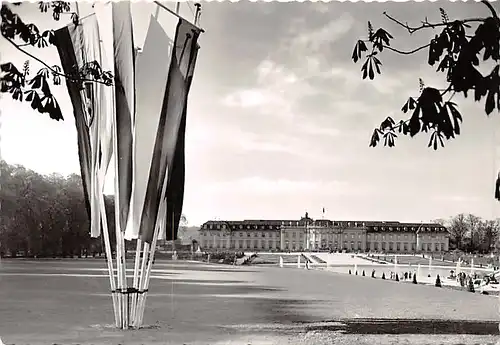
xmin=0 ymin=258 xmax=498 ymax=345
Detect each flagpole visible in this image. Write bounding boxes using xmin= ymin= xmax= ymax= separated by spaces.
xmin=137 ymin=210 xmax=164 ymax=327
xmin=111 ymin=94 xmax=126 ymax=329
xmin=135 ymin=163 xmax=170 ymax=327
xmin=129 ymin=45 xmax=143 ymax=327
xmin=98 ymin=178 xmax=120 ymax=327
xmin=154 ymin=4 xmax=160 ymax=20
xmin=194 ymin=3 xmax=201 ymax=25
xmin=153 ymin=1 xmax=204 ymax=32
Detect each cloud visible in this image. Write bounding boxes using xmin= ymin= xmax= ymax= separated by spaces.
xmin=288 ymin=13 xmax=355 ymax=57
xmin=222 ymin=89 xmax=271 ymax=108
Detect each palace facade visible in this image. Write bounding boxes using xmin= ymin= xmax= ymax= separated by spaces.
xmin=199 ymin=213 xmax=450 ymax=253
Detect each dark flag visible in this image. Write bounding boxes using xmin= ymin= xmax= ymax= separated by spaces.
xmin=54 ymin=15 xmax=102 ymax=237
xmin=495 ymin=172 xmax=500 ymax=201
xmin=138 ymin=18 xmax=201 ymax=243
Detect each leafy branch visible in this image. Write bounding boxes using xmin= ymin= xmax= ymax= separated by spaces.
xmin=352 ymin=0 xmax=500 ymax=150
xmin=0 ymin=2 xmax=114 ymax=121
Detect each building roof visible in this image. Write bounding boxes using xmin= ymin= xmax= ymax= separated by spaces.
xmin=201 ymin=218 xmax=447 ymax=233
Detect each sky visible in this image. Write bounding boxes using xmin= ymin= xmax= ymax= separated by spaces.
xmin=2 ymin=1 xmax=500 ymax=226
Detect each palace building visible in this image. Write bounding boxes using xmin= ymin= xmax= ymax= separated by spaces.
xmin=199 ymin=213 xmax=450 ymax=253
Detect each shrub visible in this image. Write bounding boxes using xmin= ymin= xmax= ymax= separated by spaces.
xmin=355 ymin=270 xmax=358 ymax=275
xmin=395 ymin=274 xmax=399 ymax=282
xmin=371 ymin=270 xmax=376 ymax=278
xmin=362 ymin=270 xmax=365 ymax=276
xmin=382 ymin=272 xmax=386 ymax=280
xmin=412 ymin=274 xmax=417 ymax=284
xmin=349 ymin=269 xmax=352 ymax=274
xmin=435 ymin=275 xmax=442 ymax=287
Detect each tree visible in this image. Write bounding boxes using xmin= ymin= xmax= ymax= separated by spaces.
xmin=352 ymin=1 xmax=500 ymax=151
xmin=465 ymin=214 xmax=483 ymax=251
xmin=479 ymin=219 xmax=500 ymax=253
xmin=412 ymin=273 xmax=418 ymax=284
xmin=0 ymin=160 xmax=115 ymax=258
xmin=1 ymin=2 xmax=112 ymax=121
xmin=435 ymin=274 xmax=442 ymax=287
xmin=448 ymin=214 xmax=469 ymax=250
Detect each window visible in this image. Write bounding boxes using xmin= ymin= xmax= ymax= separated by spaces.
xmin=396 ymin=242 xmax=400 ymax=251
xmin=403 ymin=243 xmax=408 ymax=251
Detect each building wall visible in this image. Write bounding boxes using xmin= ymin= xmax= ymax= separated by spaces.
xmin=199 ymin=220 xmax=450 ymax=253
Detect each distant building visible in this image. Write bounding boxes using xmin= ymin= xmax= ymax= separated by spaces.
xmin=199 ymin=213 xmax=449 ymax=253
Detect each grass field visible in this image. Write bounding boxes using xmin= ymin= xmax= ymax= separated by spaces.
xmin=1 ymin=258 xmax=499 ymax=345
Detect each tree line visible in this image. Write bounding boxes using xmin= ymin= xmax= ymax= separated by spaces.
xmin=435 ymin=214 xmax=500 ymax=253
xmin=0 ymin=160 xmax=117 ymax=258
xmin=2 ymin=160 xmax=499 ymax=257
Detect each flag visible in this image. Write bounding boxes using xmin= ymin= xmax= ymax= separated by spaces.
xmin=112 ymin=2 xmax=135 ymax=233
xmin=162 ymin=37 xmax=199 ymax=241
xmin=495 ymin=171 xmax=500 ymax=201
xmin=94 ymin=3 xmax=116 ymax=187
xmin=124 ymin=15 xmax=174 ymax=241
xmin=54 ymin=15 xmax=104 ymax=237
xmin=138 ymin=18 xmax=201 ymax=243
